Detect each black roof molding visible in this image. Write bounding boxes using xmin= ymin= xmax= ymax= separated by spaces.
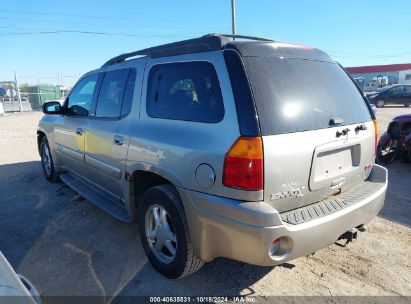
xmin=212 ymin=33 xmax=274 ymax=42
xmin=101 ymin=33 xmax=334 ymax=68
xmin=102 ymin=34 xmax=227 ymax=67
xmin=101 ymin=33 xmax=274 ymax=67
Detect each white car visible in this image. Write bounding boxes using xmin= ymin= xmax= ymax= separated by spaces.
xmin=0 ymin=252 xmax=41 ymax=303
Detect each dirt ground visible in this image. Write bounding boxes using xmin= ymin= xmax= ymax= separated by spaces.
xmin=0 ymin=107 xmax=410 ymax=301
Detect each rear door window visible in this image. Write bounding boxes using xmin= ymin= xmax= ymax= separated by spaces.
xmin=95 ymin=69 xmax=136 ymax=118
xmin=146 ymin=62 xmax=224 ymax=123
xmin=391 ymin=86 xmax=405 ymax=94
xmin=243 ymin=57 xmax=372 ymax=135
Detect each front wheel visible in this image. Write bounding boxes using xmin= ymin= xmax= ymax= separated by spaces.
xmin=138 ymin=184 xmax=203 ymax=279
xmin=40 ymin=137 xmax=60 ymax=182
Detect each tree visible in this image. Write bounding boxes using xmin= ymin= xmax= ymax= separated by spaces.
xmin=19 ymin=83 xmax=29 ymax=92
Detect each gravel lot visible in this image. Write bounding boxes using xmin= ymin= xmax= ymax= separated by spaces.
xmin=0 ymin=107 xmax=410 ymax=301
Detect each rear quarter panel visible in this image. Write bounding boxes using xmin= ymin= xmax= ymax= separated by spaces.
xmin=126 ymin=51 xmax=263 ymax=201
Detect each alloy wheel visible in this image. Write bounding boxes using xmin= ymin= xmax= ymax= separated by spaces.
xmin=145 ymin=204 xmax=177 ymax=264
xmin=42 ymin=144 xmax=52 ymax=176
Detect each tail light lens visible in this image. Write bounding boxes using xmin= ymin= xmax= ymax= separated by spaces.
xmin=223 ymin=137 xmax=263 ymax=191
xmin=373 ymin=120 xmax=378 ymax=155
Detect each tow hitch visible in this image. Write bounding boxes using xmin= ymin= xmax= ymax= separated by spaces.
xmin=336 ymin=225 xmax=366 ymax=247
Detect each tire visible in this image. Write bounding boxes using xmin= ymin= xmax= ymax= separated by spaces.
xmin=404 ymin=104 xmax=410 ymax=107
xmin=138 ymin=184 xmax=203 ymax=279
xmin=40 ymin=137 xmax=60 ymax=182
xmin=376 ymin=141 xmax=398 ymax=165
xmin=375 ymin=100 xmax=385 ymax=108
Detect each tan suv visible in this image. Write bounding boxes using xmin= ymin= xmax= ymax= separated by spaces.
xmin=38 ymin=34 xmax=388 ymax=279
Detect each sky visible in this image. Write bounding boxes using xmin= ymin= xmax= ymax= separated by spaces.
xmin=1 ymin=0 xmax=411 ymax=87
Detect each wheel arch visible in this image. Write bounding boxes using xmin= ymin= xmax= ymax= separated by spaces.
xmin=37 ymin=130 xmax=46 ymax=155
xmin=129 ymin=168 xmax=182 ymax=210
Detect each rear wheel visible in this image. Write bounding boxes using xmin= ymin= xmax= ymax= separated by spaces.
xmin=40 ymin=137 xmax=60 ymax=182
xmin=138 ymin=184 xmax=203 ymax=279
xmin=375 ymin=100 xmax=385 ymax=108
xmin=376 ymin=140 xmax=399 ymax=164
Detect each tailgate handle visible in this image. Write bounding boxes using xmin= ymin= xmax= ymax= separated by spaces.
xmin=331 ymin=177 xmax=346 ymax=187
xmin=355 ymin=124 xmax=367 ymax=132
xmin=336 ymin=128 xmax=350 ymax=137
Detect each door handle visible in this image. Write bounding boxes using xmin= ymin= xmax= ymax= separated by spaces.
xmin=76 ymin=128 xmax=84 ymax=136
xmin=113 ymin=135 xmax=124 ymax=145
xmin=336 ymin=128 xmax=350 ymax=137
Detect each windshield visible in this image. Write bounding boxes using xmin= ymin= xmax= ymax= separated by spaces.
xmin=243 ymin=57 xmax=372 ymax=135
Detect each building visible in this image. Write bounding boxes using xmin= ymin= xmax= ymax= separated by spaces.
xmin=346 ymin=63 xmax=411 ymax=91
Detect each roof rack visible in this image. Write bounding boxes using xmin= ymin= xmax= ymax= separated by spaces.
xmin=210 ymin=33 xmax=274 ymax=42
xmin=101 ymin=33 xmax=274 ymax=68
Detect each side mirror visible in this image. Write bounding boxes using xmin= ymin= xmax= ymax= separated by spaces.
xmin=42 ymin=101 xmax=63 ymax=115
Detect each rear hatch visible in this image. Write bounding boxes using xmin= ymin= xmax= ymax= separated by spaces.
xmin=243 ymin=55 xmax=375 ymax=213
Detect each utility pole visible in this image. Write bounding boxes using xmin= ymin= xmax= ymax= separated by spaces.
xmin=14 ymin=71 xmax=22 ymax=113
xmin=231 ymin=0 xmax=236 ymax=37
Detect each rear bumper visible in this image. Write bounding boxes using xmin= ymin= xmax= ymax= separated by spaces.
xmin=178 ymin=164 xmax=388 ymax=266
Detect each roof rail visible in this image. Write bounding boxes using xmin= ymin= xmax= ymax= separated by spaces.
xmin=209 ymin=33 xmax=274 ymax=42
xmin=101 ymin=33 xmax=274 ymax=68
xmin=101 ymin=34 xmax=229 ymax=68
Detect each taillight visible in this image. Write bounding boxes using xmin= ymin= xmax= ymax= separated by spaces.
xmin=373 ymin=120 xmax=378 ymax=155
xmin=223 ymin=136 xmax=263 ymax=191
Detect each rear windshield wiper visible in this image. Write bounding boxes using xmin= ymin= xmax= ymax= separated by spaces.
xmin=329 ymin=116 xmax=345 ymax=126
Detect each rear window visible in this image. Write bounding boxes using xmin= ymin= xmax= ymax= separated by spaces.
xmin=146 ymin=61 xmax=224 ymax=123
xmin=243 ymin=57 xmax=372 ymax=135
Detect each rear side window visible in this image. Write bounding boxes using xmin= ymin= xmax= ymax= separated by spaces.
xmin=146 ymin=62 xmax=224 ymax=123
xmin=391 ymin=86 xmax=405 ymax=93
xmin=95 ymin=69 xmax=136 ymax=118
xmin=243 ymin=57 xmax=372 ymax=135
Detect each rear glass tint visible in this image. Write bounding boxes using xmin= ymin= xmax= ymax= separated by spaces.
xmin=96 ymin=69 xmax=129 ymax=118
xmin=146 ymin=61 xmax=224 ymax=123
xmin=243 ymin=57 xmax=371 ymax=135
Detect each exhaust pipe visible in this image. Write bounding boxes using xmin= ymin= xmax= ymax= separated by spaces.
xmin=356 ymin=224 xmax=367 ymax=232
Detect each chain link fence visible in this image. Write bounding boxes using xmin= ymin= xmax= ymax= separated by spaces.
xmin=0 ymin=73 xmax=78 ymax=113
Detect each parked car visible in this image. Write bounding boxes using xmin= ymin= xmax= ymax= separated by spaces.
xmin=368 ymin=84 xmax=411 ymax=108
xmin=37 ymin=34 xmax=388 ymax=279
xmin=0 ymin=252 xmax=41 ymax=303
xmin=377 ymin=113 xmax=411 ymax=164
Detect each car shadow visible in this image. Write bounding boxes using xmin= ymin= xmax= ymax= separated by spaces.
xmin=1 ymin=159 xmax=409 ymax=300
xmin=0 ymin=161 xmax=274 ymax=300
xmin=378 ymin=161 xmax=411 ymax=228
